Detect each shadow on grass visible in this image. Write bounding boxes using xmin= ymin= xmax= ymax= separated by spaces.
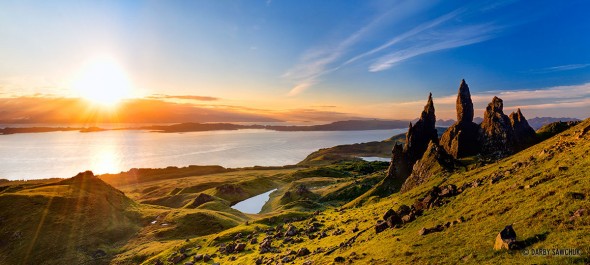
xmin=517 ymin=231 xmax=549 ymax=249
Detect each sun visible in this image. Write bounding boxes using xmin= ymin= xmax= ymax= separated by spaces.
xmin=71 ymin=55 xmax=133 ymax=106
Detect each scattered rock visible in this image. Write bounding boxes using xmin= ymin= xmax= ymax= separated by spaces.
xmin=297 ymin=247 xmax=311 ymax=257
xmin=570 ymin=208 xmax=587 ymax=221
xmin=418 ymin=227 xmax=430 ymax=236
xmin=235 ymin=243 xmax=246 ymax=252
xmin=259 ymin=238 xmax=273 ymax=254
xmin=334 ymin=256 xmax=346 ymax=263
xmin=284 ymin=225 xmax=297 ymax=237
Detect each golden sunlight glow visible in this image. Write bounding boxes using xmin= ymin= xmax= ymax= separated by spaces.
xmin=71 ymin=55 xmax=133 ymax=106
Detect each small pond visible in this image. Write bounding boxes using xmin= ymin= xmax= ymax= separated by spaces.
xmin=359 ymin=156 xmax=390 ymax=162
xmin=231 ymin=189 xmax=277 ymax=214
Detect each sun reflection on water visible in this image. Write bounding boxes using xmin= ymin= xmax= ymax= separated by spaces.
xmin=89 ymin=144 xmax=121 ymax=175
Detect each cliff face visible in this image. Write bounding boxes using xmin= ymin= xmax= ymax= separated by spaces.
xmin=439 ymin=80 xmax=480 ymax=158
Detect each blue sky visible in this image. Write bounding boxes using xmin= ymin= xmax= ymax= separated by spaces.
xmin=0 ymin=0 xmax=588 ymax=120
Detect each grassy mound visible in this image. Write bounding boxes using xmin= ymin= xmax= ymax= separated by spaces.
xmin=0 ymin=171 xmax=141 ymax=265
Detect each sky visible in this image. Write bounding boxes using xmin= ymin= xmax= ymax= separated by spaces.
xmin=0 ymin=0 xmax=589 ymax=123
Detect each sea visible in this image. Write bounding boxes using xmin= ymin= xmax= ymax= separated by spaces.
xmin=0 ymin=128 xmax=404 ymax=180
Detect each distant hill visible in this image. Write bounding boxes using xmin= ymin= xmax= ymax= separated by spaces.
xmin=1 ymin=119 xmax=413 ymax=135
xmin=436 ymin=117 xmax=579 ymax=130
xmin=527 ymin=117 xmax=581 ymax=130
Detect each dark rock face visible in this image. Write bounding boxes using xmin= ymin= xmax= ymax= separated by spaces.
xmin=440 ymin=80 xmax=480 ymax=158
xmin=401 ymin=141 xmax=454 ymax=192
xmin=456 ymin=79 xmax=474 ymax=123
xmin=385 ymin=94 xmax=437 ymax=187
xmin=385 ymin=143 xmax=409 ymax=179
xmin=479 ymin=98 xmax=537 ymax=158
xmin=509 ymin=109 xmax=537 ymax=151
xmin=479 ymin=97 xmax=515 ymax=158
xmin=404 ymin=93 xmax=438 ymax=165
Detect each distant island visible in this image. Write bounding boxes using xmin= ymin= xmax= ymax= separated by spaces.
xmin=1 ymin=117 xmax=579 ymax=135
xmin=0 ymin=119 xmax=410 ymax=135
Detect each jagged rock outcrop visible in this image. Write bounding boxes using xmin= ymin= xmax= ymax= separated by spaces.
xmin=509 ymin=108 xmax=537 ymax=150
xmin=404 ymin=93 xmax=438 ymax=164
xmin=386 ymin=93 xmax=437 ymax=182
xmin=385 ymin=143 xmax=409 ymax=179
xmin=479 ymin=97 xmax=515 ymax=158
xmin=440 ymin=80 xmax=480 ymax=158
xmin=401 ymin=141 xmax=454 ymax=192
xmin=479 ymin=97 xmax=537 ymax=158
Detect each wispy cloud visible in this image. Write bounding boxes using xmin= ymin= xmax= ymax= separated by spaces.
xmin=528 ymin=63 xmax=590 ymax=74
xmin=369 ymin=23 xmax=501 ymax=72
xmin=345 ymin=8 xmax=464 ymax=67
xmin=284 ymin=1 xmax=516 ymax=95
xmin=283 ymin=1 xmax=432 ymax=96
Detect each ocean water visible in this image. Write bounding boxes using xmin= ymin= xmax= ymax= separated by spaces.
xmin=0 ymin=129 xmax=404 ymax=180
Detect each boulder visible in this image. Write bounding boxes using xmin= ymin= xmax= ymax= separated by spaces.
xmin=259 ymin=238 xmax=272 ymax=253
xmin=397 ymin=204 xmax=411 ymax=216
xmin=235 ymin=243 xmax=246 ymax=252
xmin=297 ymin=247 xmax=311 ymax=256
xmin=383 ymin=209 xmax=396 ymax=220
xmin=493 ymin=225 xmax=517 ymax=250
xmin=375 ymin=220 xmax=388 ymax=233
xmin=284 ymin=225 xmax=297 ymax=237
xmin=418 ymin=227 xmax=430 ymax=236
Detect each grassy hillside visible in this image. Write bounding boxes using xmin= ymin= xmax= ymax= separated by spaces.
xmin=140 ymin=119 xmax=590 ymax=265
xmin=1 ymin=119 xmax=588 ymax=265
xmin=0 ymin=171 xmax=142 ymax=265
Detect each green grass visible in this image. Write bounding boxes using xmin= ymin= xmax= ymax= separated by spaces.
xmin=1 ymin=121 xmax=589 ymax=265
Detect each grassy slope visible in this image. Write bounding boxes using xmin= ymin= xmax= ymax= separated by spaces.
xmin=0 ymin=174 xmax=142 ymax=265
xmin=142 ymin=119 xmax=590 ymax=265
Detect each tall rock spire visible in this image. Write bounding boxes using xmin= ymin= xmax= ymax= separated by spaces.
xmin=404 ymin=93 xmax=438 ymax=165
xmin=440 ymin=79 xmax=480 ymax=158
xmin=456 ymin=79 xmax=474 ymax=123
